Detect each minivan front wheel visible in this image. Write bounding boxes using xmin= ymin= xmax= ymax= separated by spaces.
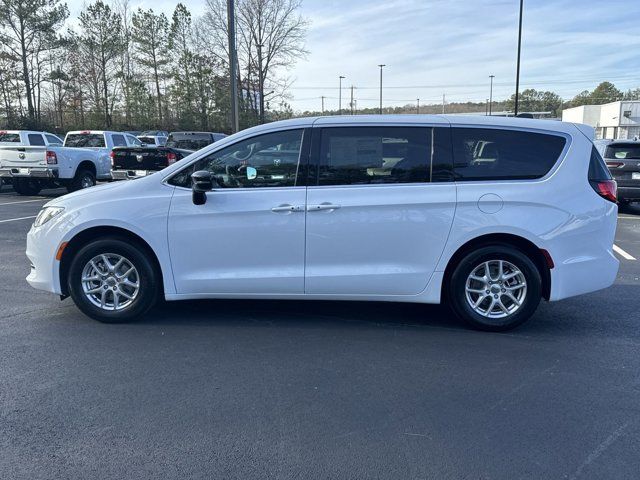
xmin=67 ymin=238 xmax=159 ymax=322
xmin=448 ymin=246 xmax=542 ymax=331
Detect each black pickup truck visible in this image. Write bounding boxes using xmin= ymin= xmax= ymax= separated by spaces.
xmin=110 ymin=146 xmax=192 ymax=180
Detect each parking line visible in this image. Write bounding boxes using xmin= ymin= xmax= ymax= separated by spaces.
xmin=613 ymin=244 xmax=636 ymax=261
xmin=0 ymin=215 xmax=36 ymax=224
xmin=0 ymin=199 xmax=47 ymax=206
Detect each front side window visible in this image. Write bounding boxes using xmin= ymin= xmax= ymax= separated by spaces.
xmin=45 ymin=134 xmax=63 ymax=145
xmin=127 ymin=135 xmax=142 ymax=146
xmin=27 ymin=134 xmax=46 ymax=146
xmin=168 ymin=129 xmax=304 ymax=189
xmin=315 ymin=127 xmax=433 ymax=186
xmin=452 ymin=128 xmax=567 ymax=181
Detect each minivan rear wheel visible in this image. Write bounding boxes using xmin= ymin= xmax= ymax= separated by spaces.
xmin=448 ymin=245 xmax=542 ymax=331
xmin=67 ymin=237 xmax=159 ymax=323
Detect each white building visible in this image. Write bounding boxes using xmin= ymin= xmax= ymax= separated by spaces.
xmin=562 ymin=101 xmax=640 ymax=140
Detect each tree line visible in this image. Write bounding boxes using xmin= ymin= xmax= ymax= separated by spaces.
xmin=0 ymin=0 xmax=308 ymax=133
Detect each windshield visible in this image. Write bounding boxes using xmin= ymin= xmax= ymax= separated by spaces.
xmin=605 ymin=144 xmax=640 ymax=160
xmin=65 ymin=133 xmax=106 ymax=148
xmin=0 ymin=132 xmax=20 ymax=143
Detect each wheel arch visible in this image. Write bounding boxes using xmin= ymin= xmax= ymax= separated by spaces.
xmin=441 ymin=233 xmax=552 ymax=302
xmin=75 ymin=160 xmax=97 ymax=177
xmin=59 ymin=226 xmax=164 ymax=297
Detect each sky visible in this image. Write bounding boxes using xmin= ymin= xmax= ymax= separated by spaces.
xmin=66 ymin=0 xmax=640 ymax=112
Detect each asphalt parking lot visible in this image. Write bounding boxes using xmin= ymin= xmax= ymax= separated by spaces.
xmin=1 ymin=185 xmax=639 ymax=480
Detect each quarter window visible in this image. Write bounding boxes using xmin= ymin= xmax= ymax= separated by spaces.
xmin=168 ymin=129 xmax=304 ymax=189
xmin=315 ymin=127 xmax=434 ymax=185
xmin=452 ymin=128 xmax=567 ymax=181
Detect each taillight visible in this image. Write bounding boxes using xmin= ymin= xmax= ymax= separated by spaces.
xmin=605 ymin=161 xmax=624 ymax=169
xmin=45 ymin=151 xmax=57 ymax=164
xmin=590 ymin=179 xmax=617 ymax=203
xmin=109 ymin=150 xmax=115 ymax=167
xmin=166 ymin=152 xmax=177 ymax=165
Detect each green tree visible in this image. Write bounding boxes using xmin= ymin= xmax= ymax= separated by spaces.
xmin=169 ymin=3 xmax=194 ymax=128
xmin=132 ymin=8 xmax=169 ymax=125
xmin=505 ymin=89 xmax=563 ymax=116
xmin=0 ymin=0 xmax=68 ymax=125
xmin=589 ymin=81 xmax=622 ymax=104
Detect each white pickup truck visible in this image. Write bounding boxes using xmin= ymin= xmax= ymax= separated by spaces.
xmin=0 ymin=130 xmax=143 ymax=195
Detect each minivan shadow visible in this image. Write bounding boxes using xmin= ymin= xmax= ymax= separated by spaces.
xmin=141 ymin=299 xmax=467 ymax=331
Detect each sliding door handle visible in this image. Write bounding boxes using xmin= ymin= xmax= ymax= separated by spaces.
xmin=271 ymin=204 xmax=304 ymax=213
xmin=307 ymin=203 xmax=341 ymax=212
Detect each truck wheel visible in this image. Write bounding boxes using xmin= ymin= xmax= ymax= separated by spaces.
xmin=67 ymin=237 xmax=160 ymax=323
xmin=13 ymin=178 xmax=42 ymax=196
xmin=67 ymin=169 xmax=96 ymax=193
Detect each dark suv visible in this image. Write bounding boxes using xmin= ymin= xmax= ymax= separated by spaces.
xmin=601 ymin=140 xmax=640 ymax=205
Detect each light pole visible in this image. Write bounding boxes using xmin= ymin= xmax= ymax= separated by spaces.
xmin=227 ymin=0 xmax=239 ymax=132
xmin=321 ymin=96 xmax=325 ymax=114
xmin=416 ymin=98 xmax=420 ymax=114
xmin=350 ymin=85 xmax=355 ymax=115
xmin=378 ymin=64 xmax=385 ymax=114
xmin=514 ymin=0 xmax=524 ymax=116
xmin=489 ymin=74 xmax=495 ymax=115
xmin=338 ymin=76 xmax=345 ymax=115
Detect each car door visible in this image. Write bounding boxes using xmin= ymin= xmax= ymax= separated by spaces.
xmin=305 ymin=123 xmax=456 ymax=296
xmin=167 ymin=128 xmax=310 ymax=295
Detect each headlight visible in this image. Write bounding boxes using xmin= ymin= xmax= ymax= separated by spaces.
xmin=33 ymin=206 xmax=64 ymax=227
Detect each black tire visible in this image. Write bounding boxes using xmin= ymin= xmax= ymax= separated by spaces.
xmin=12 ymin=178 xmax=42 ymax=196
xmin=447 ymin=245 xmax=542 ymax=332
xmin=67 ymin=237 xmax=159 ymax=323
xmin=67 ymin=168 xmax=96 ymax=193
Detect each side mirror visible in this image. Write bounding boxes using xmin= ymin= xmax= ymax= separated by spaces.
xmin=191 ymin=170 xmax=214 ymax=205
xmin=246 ymin=166 xmax=257 ymax=180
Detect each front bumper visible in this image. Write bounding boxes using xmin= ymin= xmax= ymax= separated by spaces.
xmin=26 ymin=224 xmax=62 ymax=295
xmin=111 ymin=169 xmax=156 ymax=181
xmin=0 ymin=167 xmax=58 ymax=179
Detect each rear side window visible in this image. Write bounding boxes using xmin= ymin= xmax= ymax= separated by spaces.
xmin=315 ymin=127 xmax=433 ymax=185
xmin=452 ymin=128 xmax=567 ymax=181
xmin=27 ymin=134 xmax=46 ymax=146
xmin=0 ymin=132 xmax=20 ymax=143
xmin=65 ymin=134 xmax=106 ymax=148
xmin=112 ymin=134 xmax=126 ymax=147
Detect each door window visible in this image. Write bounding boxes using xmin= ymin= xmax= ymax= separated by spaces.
xmin=45 ymin=134 xmax=63 ymax=145
xmin=27 ymin=134 xmax=46 ymax=146
xmin=168 ymin=129 xmax=305 ymax=189
xmin=112 ymin=134 xmax=127 ymax=147
xmin=127 ymin=135 xmax=143 ymax=146
xmin=314 ymin=127 xmax=436 ymax=185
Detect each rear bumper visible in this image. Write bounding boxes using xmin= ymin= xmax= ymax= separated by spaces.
xmin=0 ymin=167 xmax=58 ymax=179
xmin=549 ymin=248 xmax=619 ymax=301
xmin=617 ymin=186 xmax=640 ymax=202
xmin=111 ymin=169 xmax=156 ymax=181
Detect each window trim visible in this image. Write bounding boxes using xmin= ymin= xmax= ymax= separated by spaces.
xmin=164 ymin=127 xmax=311 ymax=191
xmin=449 ymin=125 xmax=572 ymax=184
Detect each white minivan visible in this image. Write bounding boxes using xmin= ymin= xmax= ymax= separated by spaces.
xmin=26 ymin=115 xmax=619 ymax=331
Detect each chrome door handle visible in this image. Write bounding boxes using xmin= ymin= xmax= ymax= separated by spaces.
xmin=271 ymin=204 xmax=304 ymax=213
xmin=307 ymin=203 xmax=341 ymax=211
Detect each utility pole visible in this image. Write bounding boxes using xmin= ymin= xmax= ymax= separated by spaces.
xmin=321 ymin=96 xmax=325 ymax=114
xmin=489 ymin=74 xmax=495 ymax=115
xmin=514 ymin=0 xmax=524 ymax=116
xmin=486 ymin=99 xmax=489 ymax=115
xmin=442 ymin=94 xmax=445 ymax=114
xmin=227 ymin=0 xmax=239 ymax=133
xmin=416 ymin=98 xmax=420 ymax=114
xmin=257 ymin=43 xmax=265 ymax=124
xmin=350 ymin=85 xmax=354 ymax=115
xmin=338 ymin=76 xmax=345 ymax=115
xmin=378 ymin=64 xmax=385 ymax=114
